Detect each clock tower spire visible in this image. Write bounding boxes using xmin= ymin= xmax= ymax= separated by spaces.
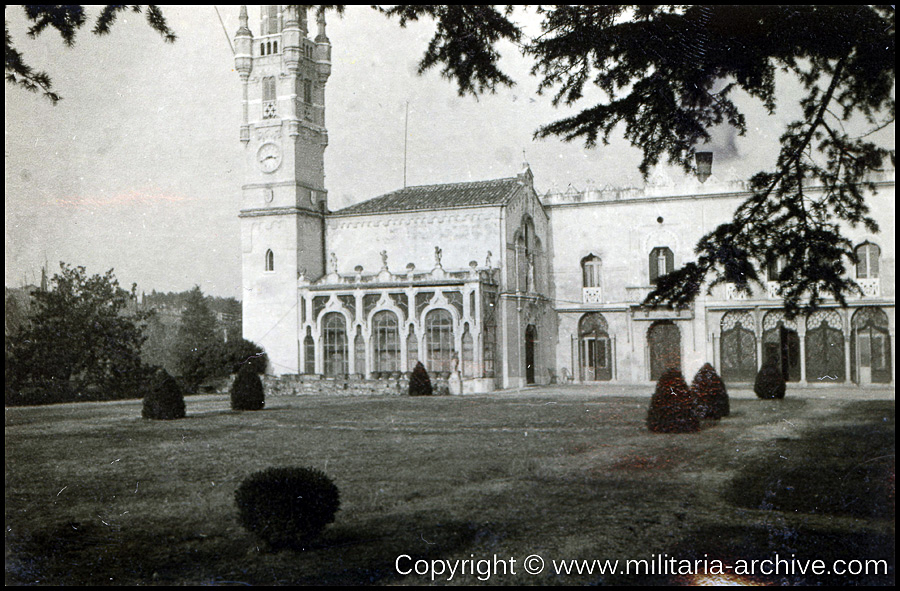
xmin=235 ymin=5 xmax=331 ymax=374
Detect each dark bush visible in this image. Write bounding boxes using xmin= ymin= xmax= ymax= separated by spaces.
xmin=691 ymin=363 xmax=730 ymax=419
xmin=647 ymin=368 xmax=699 ymax=433
xmin=754 ymin=357 xmax=786 ymax=399
xmin=408 ymin=361 xmax=433 ymax=396
xmin=235 ymin=466 xmax=340 ymax=550
xmin=142 ymin=369 xmax=186 ymax=420
xmin=231 ymin=363 xmax=265 ymax=411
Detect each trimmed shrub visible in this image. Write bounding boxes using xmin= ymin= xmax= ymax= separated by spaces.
xmin=231 ymin=363 xmax=265 ymax=411
xmin=235 ymin=466 xmax=340 ymax=550
xmin=754 ymin=357 xmax=786 ymax=399
xmin=647 ymin=368 xmax=699 ymax=433
xmin=409 ymin=361 xmax=433 ymax=396
xmin=691 ymin=363 xmax=730 ymax=419
xmin=142 ymin=369 xmax=186 ymax=420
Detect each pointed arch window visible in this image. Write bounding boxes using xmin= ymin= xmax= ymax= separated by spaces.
xmin=855 ymin=243 xmax=880 ymax=279
xmin=373 ymin=311 xmax=400 ymax=373
xmin=582 ymin=254 xmax=602 ymax=288
xmin=649 ymin=247 xmax=673 ymax=284
xmin=262 ymin=77 xmax=277 ymax=119
xmin=265 ymin=249 xmax=274 ymax=272
xmin=425 ymin=309 xmax=454 ymax=373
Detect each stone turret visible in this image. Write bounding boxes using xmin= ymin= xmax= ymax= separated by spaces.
xmin=234 ymin=6 xmax=253 ymax=143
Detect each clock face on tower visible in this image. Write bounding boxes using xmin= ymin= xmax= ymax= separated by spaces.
xmin=256 ymin=142 xmax=282 ymax=173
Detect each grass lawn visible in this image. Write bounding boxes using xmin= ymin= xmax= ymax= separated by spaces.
xmin=5 ymin=390 xmax=895 ymax=585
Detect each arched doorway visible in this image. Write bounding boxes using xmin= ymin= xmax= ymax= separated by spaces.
xmin=720 ymin=311 xmax=757 ymax=381
xmin=579 ymin=313 xmax=611 ymax=381
xmin=851 ymin=307 xmax=890 ymax=384
xmin=322 ymin=312 xmax=348 ymax=377
xmin=648 ymin=320 xmax=681 ymax=380
xmin=762 ymin=312 xmax=800 ymax=382
xmin=805 ymin=310 xmax=845 ymax=383
xmin=525 ymin=325 xmax=537 ymax=384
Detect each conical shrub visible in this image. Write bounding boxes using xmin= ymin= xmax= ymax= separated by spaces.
xmin=231 ymin=363 xmax=265 ymax=411
xmin=142 ymin=369 xmax=186 ymax=420
xmin=408 ymin=361 xmax=432 ymax=396
xmin=754 ymin=357 xmax=786 ymax=399
xmin=691 ymin=363 xmax=729 ymax=419
xmin=647 ymin=368 xmax=699 ymax=433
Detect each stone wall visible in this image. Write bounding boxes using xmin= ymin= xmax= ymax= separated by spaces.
xmin=262 ymin=374 xmax=452 ymax=397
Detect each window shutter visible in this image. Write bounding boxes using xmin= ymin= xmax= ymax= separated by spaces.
xmin=665 ymin=248 xmax=674 ymax=275
xmin=649 ymin=249 xmax=659 ymax=284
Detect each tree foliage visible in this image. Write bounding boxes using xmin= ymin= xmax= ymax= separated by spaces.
xmin=5 ymin=5 xmax=176 ymax=103
xmin=6 ymin=263 xmax=152 ymax=400
xmin=379 ymin=5 xmax=894 ymax=317
xmin=174 ymin=285 xmax=220 ymax=389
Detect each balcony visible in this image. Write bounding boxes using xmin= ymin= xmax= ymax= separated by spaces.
xmin=582 ymin=287 xmax=602 ymax=304
xmin=725 ymin=283 xmax=749 ymax=300
xmin=858 ymin=278 xmax=881 ymax=297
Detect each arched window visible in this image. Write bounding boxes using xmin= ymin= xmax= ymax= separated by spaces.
xmin=304 ymin=79 xmax=313 ymax=104
xmin=354 ymin=326 xmax=366 ymax=377
xmin=461 ymin=324 xmax=475 ymax=378
xmin=265 ymin=5 xmax=280 ymax=35
xmin=260 ymin=42 xmax=265 ymax=56
xmin=649 ymin=247 xmax=673 ymax=284
xmin=515 ymin=217 xmax=538 ymax=293
xmin=322 ymin=313 xmax=347 ymax=377
xmin=720 ymin=311 xmax=757 ymax=381
xmin=851 ymin=307 xmax=891 ymax=384
xmin=303 ymin=328 xmax=315 ymax=374
xmin=579 ymin=313 xmax=611 ymax=381
xmin=265 ymin=249 xmax=274 ymax=272
xmin=372 ymin=311 xmax=400 ymax=373
xmin=805 ymin=310 xmax=845 ymax=382
xmin=406 ymin=324 xmax=419 ymax=371
xmin=262 ymin=77 xmax=277 ymax=119
xmin=425 ymin=309 xmax=454 ymax=373
xmin=766 ymin=257 xmax=786 ymax=282
xmin=648 ymin=320 xmax=680 ymax=380
xmin=855 ymin=243 xmax=881 ymax=279
xmin=582 ymin=254 xmax=602 ymax=288
xmin=762 ymin=311 xmax=801 ymax=382
xmin=272 ymin=41 xmax=278 ymax=54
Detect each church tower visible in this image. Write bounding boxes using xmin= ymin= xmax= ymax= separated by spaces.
xmin=235 ymin=6 xmax=331 ymax=374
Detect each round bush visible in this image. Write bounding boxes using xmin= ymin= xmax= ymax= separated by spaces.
xmin=142 ymin=369 xmax=186 ymax=420
xmin=647 ymin=368 xmax=699 ymax=433
xmin=235 ymin=466 xmax=340 ymax=550
xmin=408 ymin=361 xmax=433 ymax=396
xmin=754 ymin=357 xmax=786 ymax=399
xmin=231 ymin=363 xmax=265 ymax=411
xmin=691 ymin=363 xmax=730 ymax=419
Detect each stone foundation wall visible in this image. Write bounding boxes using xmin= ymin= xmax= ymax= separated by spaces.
xmin=262 ymin=374 xmax=452 ymax=397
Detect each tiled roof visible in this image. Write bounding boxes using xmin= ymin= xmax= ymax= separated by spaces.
xmin=332 ymin=177 xmax=525 ymax=216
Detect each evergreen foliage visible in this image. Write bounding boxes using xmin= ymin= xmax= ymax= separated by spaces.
xmin=234 ymin=466 xmax=340 ymax=550
xmin=142 ymin=369 xmax=186 ymax=420
xmin=174 ymin=286 xmax=220 ymax=391
xmin=691 ymin=363 xmax=730 ymax=419
xmin=383 ymin=5 xmax=894 ymax=317
xmin=647 ymin=368 xmax=699 ymax=433
xmin=408 ymin=361 xmax=433 ymax=396
xmin=231 ymin=363 xmax=265 ymax=411
xmin=5 ymin=6 xmax=176 ymax=103
xmin=4 ymin=263 xmax=152 ymax=403
xmin=755 ymin=357 xmax=787 ymax=399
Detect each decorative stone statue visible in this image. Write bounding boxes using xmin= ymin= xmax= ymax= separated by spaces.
xmin=380 ymin=250 xmax=388 ymax=269
xmin=485 ymin=250 xmax=492 ymax=268
xmin=434 ymin=246 xmax=442 ymax=267
xmin=330 ymin=252 xmax=338 ymax=274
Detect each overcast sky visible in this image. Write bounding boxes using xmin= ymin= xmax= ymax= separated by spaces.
xmin=5 ymin=6 xmax=891 ymax=298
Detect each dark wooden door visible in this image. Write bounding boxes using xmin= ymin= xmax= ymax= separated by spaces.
xmin=525 ymin=325 xmax=536 ymax=384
